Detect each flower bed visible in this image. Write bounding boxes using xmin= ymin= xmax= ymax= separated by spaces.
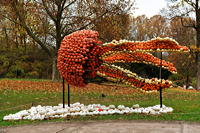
xmin=3 ymin=102 xmax=173 ymax=121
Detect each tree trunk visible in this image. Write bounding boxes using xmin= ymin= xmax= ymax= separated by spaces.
xmin=186 ymin=74 xmax=189 ymax=89
xmin=52 ymin=56 xmax=59 ymax=81
xmin=196 ymin=2 xmax=200 ymax=90
xmin=23 ymin=35 xmax=26 ymax=53
xmin=197 ymin=57 xmax=200 ymax=89
xmin=197 ymin=22 xmax=200 ymax=90
xmin=197 ymin=29 xmax=200 ymax=89
xmin=15 ymin=36 xmax=19 ymax=49
xmin=3 ymin=27 xmax=9 ymax=50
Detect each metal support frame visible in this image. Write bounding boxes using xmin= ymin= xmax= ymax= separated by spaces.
xmin=61 ymin=54 xmax=164 ymax=109
xmin=62 ymin=78 xmax=70 ymax=108
xmin=62 ymin=78 xmax=65 ymax=108
xmin=68 ymin=83 xmax=70 ymax=107
xmin=159 ymin=52 xmax=163 ymax=108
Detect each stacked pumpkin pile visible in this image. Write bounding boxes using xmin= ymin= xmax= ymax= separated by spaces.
xmin=57 ymin=30 xmax=103 ymax=87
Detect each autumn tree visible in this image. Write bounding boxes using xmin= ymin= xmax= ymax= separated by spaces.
xmin=94 ymin=13 xmax=132 ymax=42
xmin=131 ymin=15 xmax=149 ymax=41
xmin=131 ymin=15 xmax=169 ymax=41
xmin=0 ymin=0 xmax=135 ymax=80
xmin=169 ymin=17 xmax=196 ymax=45
xmin=0 ymin=4 xmax=52 ymax=79
xmin=161 ymin=0 xmax=200 ymax=89
xmin=167 ymin=17 xmax=196 ymax=88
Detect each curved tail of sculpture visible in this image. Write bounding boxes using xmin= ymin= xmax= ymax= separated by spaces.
xmin=97 ymin=64 xmax=172 ymax=92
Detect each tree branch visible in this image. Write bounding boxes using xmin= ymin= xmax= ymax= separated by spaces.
xmin=12 ymin=1 xmax=52 ymax=56
xmin=61 ymin=10 xmax=109 ymax=39
xmin=184 ymin=0 xmax=196 ymax=8
xmin=62 ymin=0 xmax=77 ymax=12
xmin=0 ymin=13 xmax=21 ymax=25
xmin=180 ymin=17 xmax=197 ymax=29
xmin=42 ymin=0 xmax=56 ymax=22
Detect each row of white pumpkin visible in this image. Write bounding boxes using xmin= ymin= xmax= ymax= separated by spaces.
xmin=3 ymin=102 xmax=173 ymax=121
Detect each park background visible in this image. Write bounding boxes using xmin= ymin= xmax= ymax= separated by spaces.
xmin=0 ymin=0 xmax=199 ymax=89
xmin=0 ymin=0 xmax=200 ymax=126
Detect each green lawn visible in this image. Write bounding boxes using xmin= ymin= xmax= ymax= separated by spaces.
xmin=1 ymin=79 xmax=200 ymax=127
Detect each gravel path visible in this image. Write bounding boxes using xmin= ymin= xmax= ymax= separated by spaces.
xmin=1 ymin=120 xmax=200 ymax=133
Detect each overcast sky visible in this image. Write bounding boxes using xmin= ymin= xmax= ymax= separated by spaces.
xmin=134 ymin=0 xmax=167 ymax=17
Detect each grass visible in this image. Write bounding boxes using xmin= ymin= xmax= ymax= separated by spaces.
xmin=0 ymin=78 xmax=200 ymax=127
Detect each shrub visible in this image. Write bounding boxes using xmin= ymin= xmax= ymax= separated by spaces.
xmin=7 ymin=65 xmax=25 ymax=78
xmin=25 ymin=71 xmax=39 ymax=78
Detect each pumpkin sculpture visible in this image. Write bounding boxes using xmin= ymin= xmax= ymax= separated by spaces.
xmin=57 ymin=30 xmax=189 ymax=92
